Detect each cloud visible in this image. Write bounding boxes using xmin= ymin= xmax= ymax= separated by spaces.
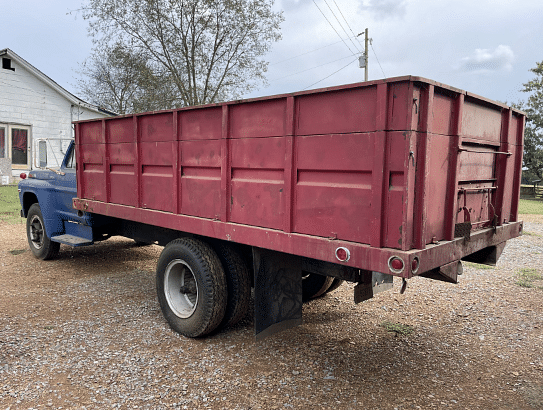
xmin=457 ymin=45 xmax=515 ymax=73
xmin=281 ymin=0 xmax=314 ymax=12
xmin=359 ymin=0 xmax=408 ymax=20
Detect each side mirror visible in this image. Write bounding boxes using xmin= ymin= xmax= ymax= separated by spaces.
xmin=38 ymin=140 xmax=47 ymax=168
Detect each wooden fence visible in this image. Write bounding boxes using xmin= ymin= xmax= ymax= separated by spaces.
xmin=520 ymin=185 xmax=543 ymax=198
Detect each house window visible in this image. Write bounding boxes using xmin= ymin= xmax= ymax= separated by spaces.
xmin=2 ymin=58 xmax=15 ymax=71
xmin=0 ymin=124 xmax=31 ymax=170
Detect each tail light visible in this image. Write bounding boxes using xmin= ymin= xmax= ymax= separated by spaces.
xmin=335 ymin=247 xmax=350 ymax=262
xmin=388 ymin=256 xmax=405 ymax=273
xmin=411 ymin=257 xmax=420 ymax=274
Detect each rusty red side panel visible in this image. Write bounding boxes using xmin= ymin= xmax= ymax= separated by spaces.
xmin=74 ymin=76 xmax=525 ymax=277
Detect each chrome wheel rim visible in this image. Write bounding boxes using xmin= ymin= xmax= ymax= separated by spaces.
xmin=29 ymin=215 xmax=44 ymax=250
xmin=164 ymin=259 xmax=198 ymax=318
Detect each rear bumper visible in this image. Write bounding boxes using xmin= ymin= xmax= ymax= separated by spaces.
xmin=403 ymin=221 xmax=522 ymax=279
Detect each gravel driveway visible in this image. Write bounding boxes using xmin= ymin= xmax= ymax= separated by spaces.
xmin=1 ymin=218 xmax=542 ymax=409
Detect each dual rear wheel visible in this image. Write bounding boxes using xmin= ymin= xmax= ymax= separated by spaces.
xmin=302 ymin=274 xmax=344 ymax=302
xmin=156 ymin=238 xmax=251 ymax=338
xmin=157 ymin=238 xmax=344 ymax=337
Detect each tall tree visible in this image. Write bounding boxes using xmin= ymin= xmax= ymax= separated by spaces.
xmin=521 ymin=61 xmax=543 ymax=183
xmin=77 ymin=42 xmax=178 ymax=114
xmin=78 ymin=0 xmax=283 ymax=111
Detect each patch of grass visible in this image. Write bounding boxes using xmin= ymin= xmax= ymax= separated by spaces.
xmin=0 ymin=185 xmax=23 ymax=224
xmin=380 ymin=321 xmax=414 ymax=336
xmin=9 ymin=249 xmax=26 ymax=255
xmin=463 ymin=261 xmax=495 ymax=270
xmin=521 ymin=383 xmax=543 ymax=409
xmin=518 ymin=198 xmax=543 ymax=215
xmin=522 ymin=230 xmax=542 ymax=237
xmin=516 ymin=268 xmax=543 ymax=289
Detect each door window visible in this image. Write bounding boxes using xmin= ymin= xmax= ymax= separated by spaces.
xmin=0 ymin=127 xmax=5 ymax=158
xmin=11 ymin=128 xmax=28 ymax=166
xmin=65 ymin=144 xmax=76 ymax=169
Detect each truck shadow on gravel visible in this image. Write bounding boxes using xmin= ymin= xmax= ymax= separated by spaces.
xmin=51 ymin=238 xmax=161 ymax=273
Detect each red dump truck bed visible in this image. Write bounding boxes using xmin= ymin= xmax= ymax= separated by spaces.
xmin=73 ymin=76 xmax=524 ymax=280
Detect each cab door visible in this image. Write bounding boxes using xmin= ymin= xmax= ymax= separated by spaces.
xmin=51 ymin=141 xmax=79 ymax=221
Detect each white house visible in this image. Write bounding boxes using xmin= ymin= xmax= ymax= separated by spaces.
xmin=0 ymin=48 xmax=114 ymax=183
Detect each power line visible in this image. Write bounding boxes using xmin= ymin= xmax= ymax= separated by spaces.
xmin=270 ymin=54 xmax=355 ymax=82
xmin=303 ymin=57 xmax=358 ymax=90
xmin=332 ymin=0 xmax=365 ymax=51
xmin=269 ymin=34 xmax=363 ymax=67
xmin=312 ymin=0 xmax=357 ymax=57
xmin=322 ymin=0 xmax=361 ymax=53
xmin=370 ymin=40 xmax=387 ymax=79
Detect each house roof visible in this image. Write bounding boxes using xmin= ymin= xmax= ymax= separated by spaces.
xmin=0 ymin=48 xmax=116 ymax=116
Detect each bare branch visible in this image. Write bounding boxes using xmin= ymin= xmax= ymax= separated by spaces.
xmin=77 ymin=0 xmax=283 ymax=111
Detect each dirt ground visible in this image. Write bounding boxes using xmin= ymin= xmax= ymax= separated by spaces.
xmin=1 ymin=217 xmax=543 ymax=409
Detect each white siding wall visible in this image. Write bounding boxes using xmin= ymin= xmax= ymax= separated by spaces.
xmin=0 ymin=57 xmax=107 ymax=174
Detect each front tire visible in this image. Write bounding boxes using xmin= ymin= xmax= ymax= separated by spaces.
xmin=26 ymin=204 xmax=60 ymax=260
xmin=156 ymin=238 xmax=227 ymax=338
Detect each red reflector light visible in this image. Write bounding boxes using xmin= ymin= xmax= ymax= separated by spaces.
xmin=20 ymin=173 xmax=27 ymax=180
xmin=391 ymin=258 xmax=403 ymax=270
xmin=335 ymin=247 xmax=350 ymax=262
xmin=411 ymin=257 xmax=419 ymax=273
xmin=388 ymin=256 xmax=405 ymax=273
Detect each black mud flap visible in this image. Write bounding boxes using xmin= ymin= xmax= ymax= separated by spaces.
xmin=354 ymin=271 xmax=394 ymax=304
xmin=253 ymin=248 xmax=303 ymax=340
xmin=462 ymin=243 xmax=506 ymax=266
xmin=419 ymin=260 xmax=462 ymax=284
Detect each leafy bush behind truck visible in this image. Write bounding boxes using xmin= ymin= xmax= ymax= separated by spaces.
xmin=18 ymin=76 xmax=525 ymax=339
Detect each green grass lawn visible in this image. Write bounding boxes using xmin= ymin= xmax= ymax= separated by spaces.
xmin=0 ymin=185 xmax=24 ymax=224
xmin=518 ymin=198 xmax=543 ymax=215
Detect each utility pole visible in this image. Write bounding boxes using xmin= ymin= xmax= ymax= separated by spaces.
xmin=358 ymin=28 xmax=369 ymax=81
xmin=364 ymin=28 xmax=368 ymax=81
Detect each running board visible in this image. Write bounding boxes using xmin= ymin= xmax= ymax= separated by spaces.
xmin=51 ymin=234 xmax=93 ymax=246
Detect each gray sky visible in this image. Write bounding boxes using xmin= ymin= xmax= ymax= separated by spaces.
xmin=2 ymin=0 xmax=542 ymax=106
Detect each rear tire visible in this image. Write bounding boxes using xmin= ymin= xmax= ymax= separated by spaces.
xmin=156 ymin=238 xmax=227 ymax=338
xmin=26 ymin=204 xmax=60 ymax=260
xmin=325 ymin=278 xmax=344 ymax=294
xmin=302 ymin=273 xmax=334 ymax=302
xmin=214 ymin=243 xmax=251 ymax=329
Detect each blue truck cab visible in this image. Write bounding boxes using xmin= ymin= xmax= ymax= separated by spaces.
xmin=18 ymin=140 xmax=96 ymax=259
